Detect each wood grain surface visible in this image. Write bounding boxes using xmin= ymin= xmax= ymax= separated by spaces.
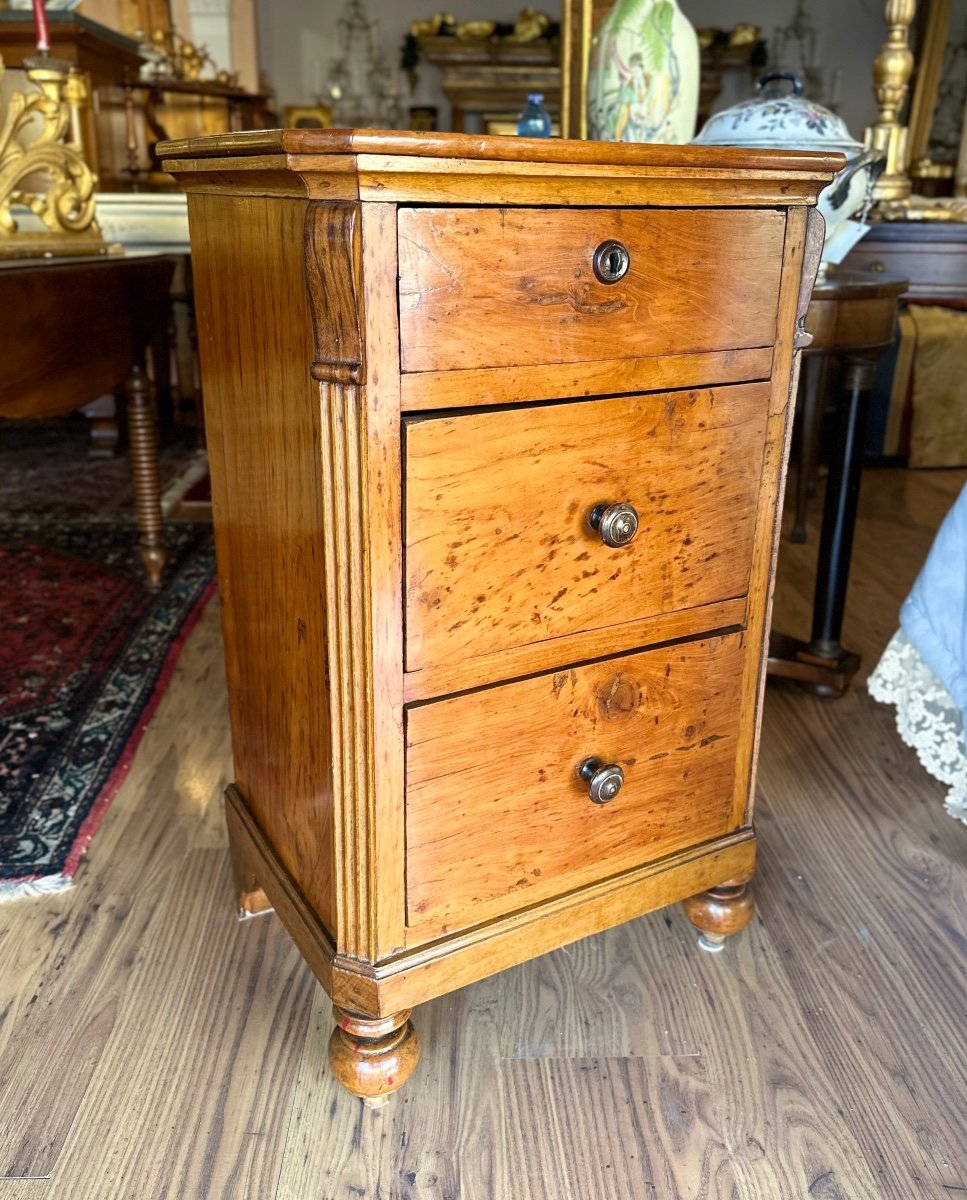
xmin=1 ymin=468 xmax=964 ymax=1197
xmin=405 ymin=384 xmax=770 ymax=674
xmin=160 ymin=126 xmax=843 ymax=177
xmin=398 ymin=346 xmax=774 ymax=412
xmin=398 ymin=208 xmax=785 ymax=373
xmin=348 ymin=163 xmax=839 ymax=209
xmin=161 ymin=152 xmax=841 ymax=210
xmin=0 ymin=257 xmax=173 ymax=420
xmin=163 ymin=131 xmax=841 ymax=211
xmin=187 ymin=192 xmax=337 ymax=933
xmin=405 ymin=633 xmax=746 ymax=937
xmin=402 ymin=595 xmax=747 ymax=703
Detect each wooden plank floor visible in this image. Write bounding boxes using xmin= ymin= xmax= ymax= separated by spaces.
xmin=1 ymin=466 xmax=966 ymax=1200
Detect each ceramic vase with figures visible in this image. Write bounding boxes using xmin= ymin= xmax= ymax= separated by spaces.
xmin=587 ymin=0 xmax=699 ymax=144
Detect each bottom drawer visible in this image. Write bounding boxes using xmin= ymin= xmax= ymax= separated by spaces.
xmin=405 ymin=631 xmax=746 ymax=939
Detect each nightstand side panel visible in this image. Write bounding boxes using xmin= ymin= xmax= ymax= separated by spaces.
xmin=729 ymin=206 xmax=824 ymax=831
xmin=187 ymin=191 xmax=337 ymax=936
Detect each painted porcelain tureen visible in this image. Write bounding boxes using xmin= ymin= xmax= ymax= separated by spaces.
xmin=694 ymin=73 xmax=884 ymax=265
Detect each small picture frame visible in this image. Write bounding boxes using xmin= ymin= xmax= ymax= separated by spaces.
xmin=409 ymin=105 xmax=439 ymax=132
xmin=284 ymin=105 xmax=333 ymax=130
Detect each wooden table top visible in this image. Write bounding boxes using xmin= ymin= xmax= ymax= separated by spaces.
xmin=812 ymin=267 xmax=910 ymax=302
xmin=159 ymin=126 xmax=845 ymax=177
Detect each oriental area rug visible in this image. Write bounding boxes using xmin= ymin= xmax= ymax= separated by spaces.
xmin=0 ymin=519 xmax=215 ymax=902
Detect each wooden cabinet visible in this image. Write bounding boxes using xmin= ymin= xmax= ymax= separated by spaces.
xmin=842 ymin=221 xmax=967 ymax=302
xmin=161 ymin=130 xmax=839 ymax=1106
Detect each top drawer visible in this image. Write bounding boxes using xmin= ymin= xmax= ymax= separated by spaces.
xmin=398 ymin=207 xmax=785 ymax=375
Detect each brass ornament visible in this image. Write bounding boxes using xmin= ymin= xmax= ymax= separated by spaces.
xmin=408 ymin=13 xmax=456 ymax=39
xmin=410 ymin=8 xmax=553 ymax=44
xmin=455 ymin=20 xmax=497 ymax=40
xmin=728 ymin=23 xmax=761 ymax=47
xmin=864 ymin=0 xmax=916 ymax=205
xmin=142 ymin=25 xmax=236 ymax=85
xmin=0 ymin=54 xmax=114 ymax=259
xmin=863 ymin=0 xmax=967 ymax=222
xmin=506 ymin=8 xmax=552 ymax=43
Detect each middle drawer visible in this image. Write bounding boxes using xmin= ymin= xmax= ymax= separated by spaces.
xmin=404 ymin=382 xmax=770 ymax=674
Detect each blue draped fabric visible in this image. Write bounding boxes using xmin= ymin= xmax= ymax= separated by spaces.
xmin=901 ymin=484 xmax=967 ymax=717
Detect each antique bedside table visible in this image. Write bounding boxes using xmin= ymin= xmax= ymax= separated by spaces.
xmin=161 ymin=130 xmax=839 ymax=1105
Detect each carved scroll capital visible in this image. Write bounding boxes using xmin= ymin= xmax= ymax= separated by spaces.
xmin=306 ymin=201 xmax=365 ymax=386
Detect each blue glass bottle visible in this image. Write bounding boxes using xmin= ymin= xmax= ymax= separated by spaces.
xmin=517 ymin=93 xmax=552 ymax=137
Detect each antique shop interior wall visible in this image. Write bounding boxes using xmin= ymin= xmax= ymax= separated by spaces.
xmin=255 ymin=0 xmax=888 ymax=134
xmin=253 ymin=0 xmax=529 ymax=126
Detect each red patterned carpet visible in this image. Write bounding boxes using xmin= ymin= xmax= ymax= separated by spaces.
xmin=0 ymin=520 xmax=215 ymax=901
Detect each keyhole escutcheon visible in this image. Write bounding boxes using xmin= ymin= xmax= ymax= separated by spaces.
xmin=592 ymin=239 xmax=631 ymax=285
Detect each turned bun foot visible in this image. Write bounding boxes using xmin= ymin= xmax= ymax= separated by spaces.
xmin=682 ymin=876 xmax=755 ymax=953
xmin=328 ymin=1006 xmax=420 ymax=1106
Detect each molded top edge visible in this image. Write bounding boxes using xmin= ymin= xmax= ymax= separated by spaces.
xmin=159 ymin=126 xmax=844 ymax=177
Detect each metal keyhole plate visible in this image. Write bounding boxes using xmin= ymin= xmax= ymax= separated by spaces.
xmin=593 ymin=239 xmax=631 ymax=285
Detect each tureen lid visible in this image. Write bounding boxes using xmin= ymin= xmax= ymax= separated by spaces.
xmin=694 ymin=73 xmax=863 ymax=155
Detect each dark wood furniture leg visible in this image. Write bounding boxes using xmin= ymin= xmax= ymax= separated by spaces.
xmin=805 ymin=356 xmax=875 ymax=682
xmin=125 ymin=365 xmax=166 ymax=590
xmin=768 ymin=354 xmax=871 ymax=696
xmin=682 ymin=875 xmax=755 ymax=953
xmin=328 ymin=1007 xmax=421 ymax=1109
xmin=769 ymin=269 xmax=906 ymax=698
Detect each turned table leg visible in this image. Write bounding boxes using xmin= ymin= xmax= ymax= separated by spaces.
xmin=802 ymin=355 xmax=874 ymax=692
xmin=682 ymin=875 xmax=755 ymax=953
xmin=125 ymin=365 xmax=166 ymax=590
xmin=328 ymin=1006 xmax=421 ymax=1107
xmin=767 ymin=354 xmax=872 ymax=697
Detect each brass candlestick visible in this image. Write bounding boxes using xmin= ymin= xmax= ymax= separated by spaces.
xmin=864 ymin=0 xmax=967 ymax=221
xmin=0 ymin=53 xmax=115 ymax=258
xmin=864 ymin=0 xmax=916 ymax=206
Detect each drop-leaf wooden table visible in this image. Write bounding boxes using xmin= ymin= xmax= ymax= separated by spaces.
xmin=161 ymin=129 xmax=840 ymax=1105
xmin=0 ymin=252 xmax=175 ymax=588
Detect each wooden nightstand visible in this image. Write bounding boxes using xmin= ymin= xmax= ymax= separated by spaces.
xmin=161 ymin=130 xmax=839 ymax=1105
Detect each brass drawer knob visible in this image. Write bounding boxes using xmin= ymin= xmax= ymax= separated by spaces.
xmin=589 ymin=502 xmax=639 ymax=548
xmin=578 ymin=757 xmax=625 ymax=804
xmin=593 ymin=239 xmax=631 ymax=284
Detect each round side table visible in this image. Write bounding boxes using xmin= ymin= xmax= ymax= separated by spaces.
xmin=768 ymin=268 xmax=909 ymax=697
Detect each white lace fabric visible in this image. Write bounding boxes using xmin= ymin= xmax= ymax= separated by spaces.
xmin=868 ymin=629 xmax=967 ymax=825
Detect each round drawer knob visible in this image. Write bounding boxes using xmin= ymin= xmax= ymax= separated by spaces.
xmin=593 ymin=239 xmax=631 ymax=284
xmin=578 ymin=757 xmax=625 ymax=804
xmin=589 ymin=502 xmax=639 ymax=548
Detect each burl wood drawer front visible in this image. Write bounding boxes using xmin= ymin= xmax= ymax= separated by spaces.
xmin=404 ymin=383 xmax=769 ymax=673
xmin=405 ymin=632 xmax=745 ymax=937
xmin=397 ymin=207 xmax=785 ymax=374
